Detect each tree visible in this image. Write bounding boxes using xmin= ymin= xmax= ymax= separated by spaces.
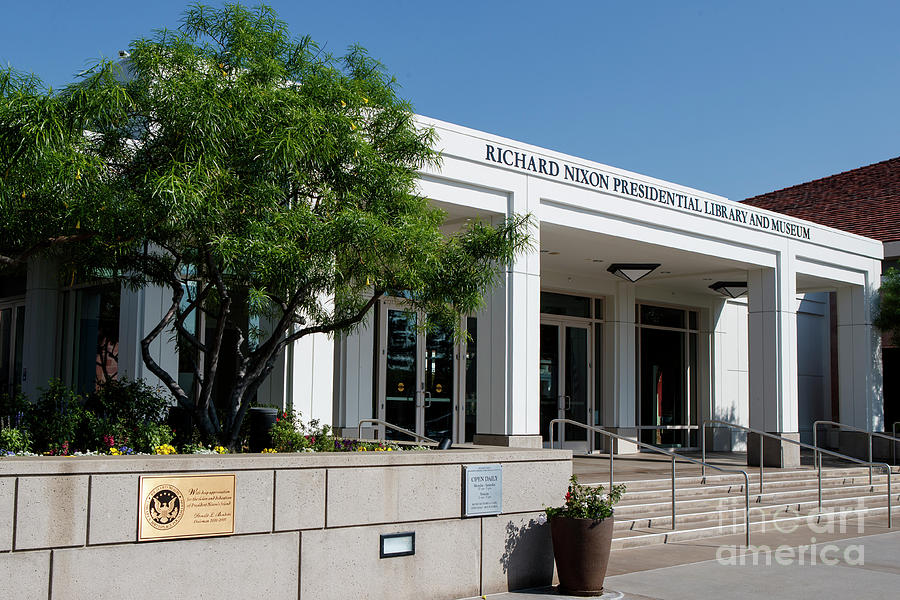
xmin=875 ymin=267 xmax=900 ymax=343
xmin=0 ymin=3 xmax=530 ymax=448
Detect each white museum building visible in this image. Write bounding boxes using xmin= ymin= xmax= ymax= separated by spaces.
xmin=1 ymin=116 xmax=885 ymax=466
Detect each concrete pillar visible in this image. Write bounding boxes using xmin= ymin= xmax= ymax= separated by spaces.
xmin=21 ymin=257 xmax=59 ymax=400
xmin=835 ymin=280 xmax=883 ymax=458
xmin=747 ymin=261 xmax=801 ymax=467
xmin=599 ymin=282 xmax=638 ymax=454
xmin=473 ymin=204 xmax=541 ymax=448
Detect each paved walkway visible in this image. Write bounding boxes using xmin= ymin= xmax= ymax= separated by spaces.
xmin=460 ymin=529 xmax=900 ymax=599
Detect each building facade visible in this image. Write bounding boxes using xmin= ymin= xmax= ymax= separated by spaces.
xmin=0 ymin=117 xmax=885 ymax=466
xmin=744 ymin=156 xmax=900 ymax=437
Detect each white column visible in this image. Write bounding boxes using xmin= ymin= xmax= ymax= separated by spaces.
xmin=747 ymin=257 xmax=800 ymax=466
xmin=473 ymin=191 xmax=541 ymax=447
xmin=21 ymin=257 xmax=59 ymax=400
xmin=600 ymin=282 xmax=638 ymax=454
xmin=836 ymin=278 xmax=882 ymax=431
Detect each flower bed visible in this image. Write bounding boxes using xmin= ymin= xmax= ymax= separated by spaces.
xmin=0 ymin=380 xmax=427 ymax=457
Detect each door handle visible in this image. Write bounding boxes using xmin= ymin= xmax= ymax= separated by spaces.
xmin=423 ymin=391 xmax=432 ymax=409
xmin=563 ymin=395 xmax=571 ymax=411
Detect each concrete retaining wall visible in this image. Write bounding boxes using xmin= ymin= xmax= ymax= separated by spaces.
xmin=0 ymin=447 xmax=571 ymax=600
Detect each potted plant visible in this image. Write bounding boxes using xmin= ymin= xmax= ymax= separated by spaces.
xmin=545 ymin=475 xmax=626 ymax=596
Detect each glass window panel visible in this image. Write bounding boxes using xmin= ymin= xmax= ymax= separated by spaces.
xmin=13 ymin=306 xmax=24 ymax=394
xmin=689 ymin=311 xmax=698 ymax=331
xmin=0 ymin=308 xmax=11 ymax=397
xmin=465 ymin=317 xmax=477 ymax=443
xmin=539 ymin=324 xmax=559 ymax=441
xmin=640 ymin=305 xmax=685 ymax=329
xmin=540 ymin=292 xmax=590 ymax=318
xmin=594 ymin=298 xmax=604 ymax=320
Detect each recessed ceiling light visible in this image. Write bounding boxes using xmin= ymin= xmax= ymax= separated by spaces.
xmin=547 ymin=251 xmax=560 ymax=255
xmin=660 ymin=271 xmax=671 ymax=274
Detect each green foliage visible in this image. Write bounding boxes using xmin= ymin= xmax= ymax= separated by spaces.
xmin=875 ymin=267 xmax=900 ymax=341
xmin=0 ymin=427 xmax=32 ymax=454
xmin=22 ymin=380 xmax=85 ymax=455
xmin=269 ymin=410 xmax=336 ymax=452
xmin=86 ymin=378 xmax=170 ymax=427
xmin=0 ymin=3 xmax=530 ymax=448
xmin=0 ymin=391 xmax=29 ymax=429
xmin=544 ymin=475 xmax=626 ymax=521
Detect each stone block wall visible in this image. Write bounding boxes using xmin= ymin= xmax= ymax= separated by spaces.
xmin=0 ymin=447 xmax=571 ymax=600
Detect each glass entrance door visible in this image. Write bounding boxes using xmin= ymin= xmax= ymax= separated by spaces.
xmin=540 ymin=322 xmax=590 ymax=450
xmin=380 ymin=304 xmax=459 ymax=442
xmin=636 ymin=304 xmax=699 ymax=449
xmin=383 ymin=308 xmax=419 ymax=436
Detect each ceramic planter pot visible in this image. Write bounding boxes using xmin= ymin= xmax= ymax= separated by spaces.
xmin=549 ymin=515 xmax=614 ymax=596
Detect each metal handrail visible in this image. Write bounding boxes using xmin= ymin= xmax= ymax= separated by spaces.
xmin=357 ymin=419 xmax=438 ymax=444
xmin=550 ymin=418 xmax=751 ymax=546
xmin=703 ymin=419 xmax=893 ymax=528
xmin=813 ymin=420 xmax=900 ymax=480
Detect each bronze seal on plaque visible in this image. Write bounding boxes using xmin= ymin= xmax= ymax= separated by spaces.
xmin=144 ymin=484 xmax=186 ymax=530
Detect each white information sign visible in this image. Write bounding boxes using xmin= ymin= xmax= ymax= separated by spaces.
xmin=464 ymin=463 xmax=502 ymax=516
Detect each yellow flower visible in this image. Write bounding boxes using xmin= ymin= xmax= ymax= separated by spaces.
xmin=350 ymin=121 xmax=357 ymax=131
xmin=108 ymin=447 xmax=121 ymax=455
xmin=75 ymin=169 xmax=82 ymax=181
xmin=213 ymin=445 xmax=228 ymax=454
xmin=261 ymin=448 xmax=278 ymax=453
xmin=362 ymin=97 xmax=368 ymax=104
xmin=340 ymin=100 xmax=346 ymax=108
xmin=155 ymin=444 xmax=176 ymax=455
xmin=21 ymin=191 xmax=26 ymax=199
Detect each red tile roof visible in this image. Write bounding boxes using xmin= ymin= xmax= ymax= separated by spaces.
xmin=742 ymin=156 xmax=900 ymax=242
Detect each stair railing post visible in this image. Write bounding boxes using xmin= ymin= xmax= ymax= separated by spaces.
xmin=813 ymin=423 xmax=819 ymax=476
xmin=868 ymin=435 xmax=873 ymax=486
xmin=759 ymin=435 xmax=764 ymax=494
xmin=701 ymin=423 xmax=706 ymax=480
xmin=888 ymin=466 xmax=892 ymax=529
xmin=817 ymin=451 xmax=823 ymax=512
xmin=671 ymin=456 xmax=676 ymax=530
xmin=609 ymin=445 xmax=614 ymax=493
xmin=744 ymin=472 xmax=750 ymax=547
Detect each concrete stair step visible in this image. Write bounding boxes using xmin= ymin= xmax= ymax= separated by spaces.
xmin=590 ymin=467 xmax=899 ymax=492
xmin=612 ymin=474 xmax=894 ymax=503
xmin=610 ymin=504 xmax=897 ymax=550
xmin=613 ymin=493 xmax=897 ymax=532
xmin=614 ymin=483 xmax=898 ymax=516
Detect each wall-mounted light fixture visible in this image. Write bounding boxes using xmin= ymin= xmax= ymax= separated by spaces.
xmin=606 ymin=263 xmax=660 ymax=283
xmin=709 ymin=281 xmax=749 ymax=298
xmin=380 ymin=532 xmax=415 ymax=558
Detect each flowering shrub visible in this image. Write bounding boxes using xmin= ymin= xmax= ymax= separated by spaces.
xmin=544 ymin=475 xmax=625 ymax=521
xmin=0 ymin=427 xmax=31 ymax=454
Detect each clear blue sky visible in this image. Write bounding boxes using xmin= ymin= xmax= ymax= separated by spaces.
xmin=3 ymin=1 xmax=898 ymax=201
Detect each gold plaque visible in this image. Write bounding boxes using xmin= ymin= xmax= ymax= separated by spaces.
xmin=138 ymin=474 xmax=236 ymax=541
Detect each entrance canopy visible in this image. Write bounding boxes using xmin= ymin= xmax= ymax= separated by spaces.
xmin=407 ymin=116 xmax=884 ymax=462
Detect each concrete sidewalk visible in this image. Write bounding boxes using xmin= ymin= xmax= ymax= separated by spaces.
xmin=459 ymin=530 xmax=900 ymax=600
